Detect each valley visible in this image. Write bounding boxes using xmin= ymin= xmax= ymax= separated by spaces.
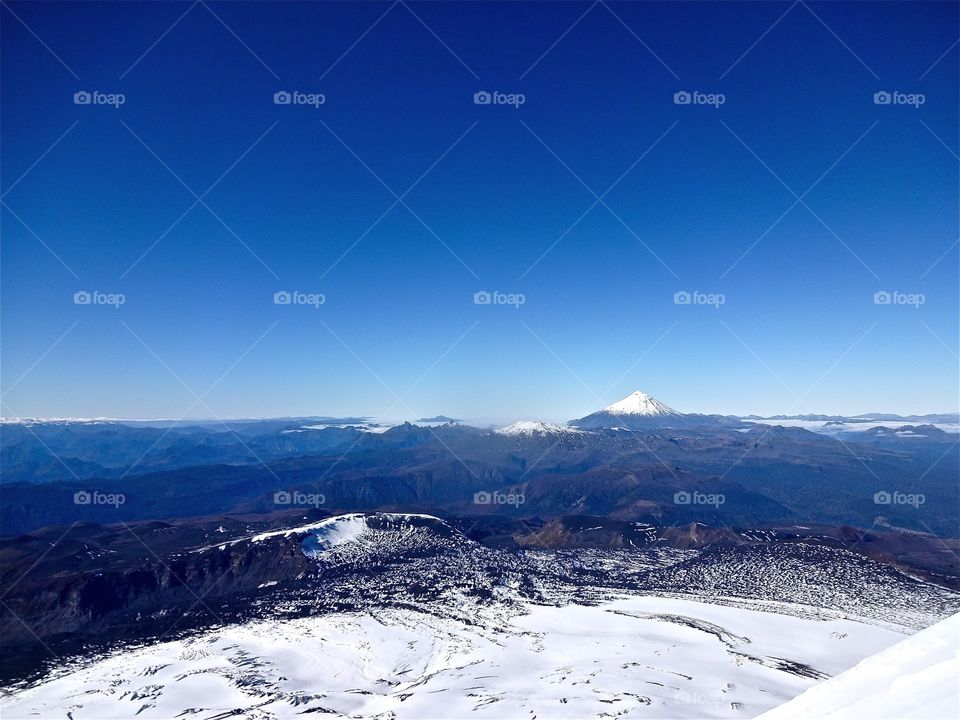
xmin=2 ymin=394 xmax=957 ymax=718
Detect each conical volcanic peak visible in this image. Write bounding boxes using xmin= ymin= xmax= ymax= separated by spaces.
xmin=603 ymin=391 xmax=677 ymax=416
xmin=570 ymin=390 xmax=683 ymax=429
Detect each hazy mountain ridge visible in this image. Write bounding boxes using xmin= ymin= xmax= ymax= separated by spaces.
xmin=2 ymin=408 xmax=957 ymax=537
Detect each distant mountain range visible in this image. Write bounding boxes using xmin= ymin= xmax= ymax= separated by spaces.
xmin=3 ymin=390 xmax=955 ymax=432
xmin=743 ymin=412 xmax=960 ymax=423
xmin=2 ymin=402 xmax=958 ymax=539
xmin=417 ymin=415 xmax=461 ymax=424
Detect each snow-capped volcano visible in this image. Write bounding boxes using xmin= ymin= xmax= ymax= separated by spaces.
xmin=603 ymin=390 xmax=677 ymax=416
xmin=570 ymin=390 xmax=684 ymax=430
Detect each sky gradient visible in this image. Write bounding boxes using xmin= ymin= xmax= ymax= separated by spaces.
xmin=2 ymin=1 xmax=958 ymax=423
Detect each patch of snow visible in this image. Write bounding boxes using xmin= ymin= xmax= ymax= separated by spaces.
xmin=300 ymin=514 xmax=370 ymax=558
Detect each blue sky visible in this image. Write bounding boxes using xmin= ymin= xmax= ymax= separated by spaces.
xmin=2 ymin=1 xmax=958 ymax=422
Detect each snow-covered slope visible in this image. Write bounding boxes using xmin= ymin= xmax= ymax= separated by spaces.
xmin=3 ymin=512 xmax=957 ymax=720
xmin=759 ymin=612 xmax=960 ymax=719
xmin=0 ymin=596 xmax=907 ymax=720
xmin=497 ymin=420 xmax=583 ymax=436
